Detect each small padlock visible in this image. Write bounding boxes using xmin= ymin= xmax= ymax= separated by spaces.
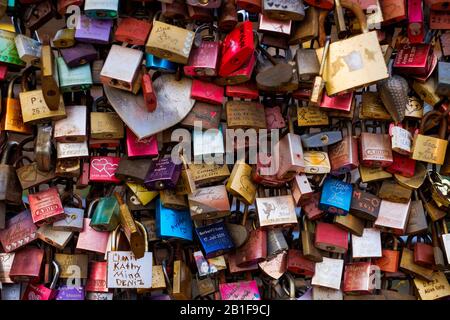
xmin=75 ymin=15 xmax=113 ymax=44
xmin=60 ymin=43 xmax=97 ymax=68
xmin=84 ymin=0 xmax=119 ymax=19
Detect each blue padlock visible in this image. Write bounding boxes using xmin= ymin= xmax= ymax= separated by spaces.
xmin=155 ymin=197 xmax=193 ymax=241
xmin=319 ymin=177 xmax=353 ymax=215
xmin=196 ymin=221 xmax=234 ymax=258
xmin=145 ymin=53 xmax=177 ymax=73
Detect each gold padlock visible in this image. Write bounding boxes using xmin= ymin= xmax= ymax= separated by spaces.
xmin=226 ymin=160 xmax=257 ymax=205
xmin=412 ymin=111 xmax=448 ymax=165
xmin=19 ymin=68 xmax=66 ymax=125
xmin=41 ymin=40 xmax=61 ymax=111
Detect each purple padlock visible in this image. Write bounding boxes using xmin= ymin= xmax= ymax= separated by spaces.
xmin=144 ymin=155 xmax=182 ymax=191
xmin=55 ymin=286 xmax=85 ymax=300
xmin=75 ymin=15 xmax=112 ymax=44
xmin=60 ymin=43 xmax=98 ymax=68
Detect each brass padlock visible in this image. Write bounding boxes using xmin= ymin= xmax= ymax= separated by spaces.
xmin=41 ymin=40 xmax=61 ymax=111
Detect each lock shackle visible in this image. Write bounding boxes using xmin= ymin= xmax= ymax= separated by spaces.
xmin=13 ymin=155 xmax=33 ymax=168
xmin=135 ymin=220 xmax=149 ymax=252
xmin=49 ymin=260 xmax=60 ymax=290
xmin=340 ymin=0 xmax=368 ymax=34
xmin=86 ymin=198 xmax=100 ymax=218
xmin=281 ymin=272 xmax=296 ymax=299
xmin=7 ymin=75 xmax=21 ymax=100
xmin=0 ymin=141 xmax=19 ymax=165
xmin=194 ymin=23 xmax=219 ymax=43
xmin=442 ymin=219 xmax=449 ymax=235
xmin=20 ymin=66 xmax=38 ymax=92
xmin=18 ymin=136 xmax=35 ymax=153
xmin=420 ymin=110 xmax=448 ymax=138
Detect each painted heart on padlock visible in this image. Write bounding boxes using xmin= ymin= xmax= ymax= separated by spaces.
xmin=91 ymin=158 xmax=109 ymax=173
xmin=104 ymin=163 xmax=119 ymax=177
xmin=18 ymin=166 xmax=38 ymax=182
xmin=26 ymin=291 xmax=41 ymax=300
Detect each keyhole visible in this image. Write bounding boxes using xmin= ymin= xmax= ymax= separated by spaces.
xmin=321 ymin=135 xmax=329 ymax=145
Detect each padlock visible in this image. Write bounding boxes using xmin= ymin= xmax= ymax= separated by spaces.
xmin=219 ymin=0 xmax=238 ymax=31
xmin=319 ymin=177 xmax=353 ymax=215
xmin=187 ymin=0 xmax=222 ymax=8
xmin=263 ymin=0 xmax=305 ymax=21
xmin=196 ymin=221 xmax=234 ymax=258
xmin=235 ymin=228 xmax=267 ymax=267
xmin=100 ymin=44 xmax=143 ymax=94
xmin=190 ymin=162 xmax=230 ymax=187
xmin=315 ymin=222 xmax=348 ymax=254
xmin=301 ymin=130 xmax=342 ymax=149
xmin=311 ymin=256 xmax=345 ymax=290
xmin=89 ymin=196 xmax=120 ymax=232
xmin=14 ymin=155 xmax=56 ymax=190
xmin=0 ymin=210 xmax=38 ymax=253
xmin=437 ymin=61 xmax=450 ymax=96
xmin=301 ymin=215 xmax=323 ymax=262
xmin=85 ymin=261 xmax=108 ymax=293
xmin=290 ymin=6 xmax=321 ymax=44
xmin=60 ymin=43 xmax=97 ymax=68
xmin=125 ymin=128 xmax=158 ymax=159
xmin=236 ymin=0 xmax=261 ymax=13
xmin=145 ymin=53 xmax=177 ymax=73
xmin=380 ymin=0 xmax=407 ymax=25
xmin=145 ymin=12 xmax=195 ymax=64
xmin=407 ymin=0 xmax=424 ymax=44
xmin=304 ymin=0 xmax=334 ymax=9
xmin=187 ymin=5 xmax=214 ymax=22
xmin=52 ymin=28 xmax=76 ymax=48
xmin=115 ymin=158 xmax=154 ymax=183
xmin=15 ymin=33 xmax=41 ymax=66
xmin=19 ymin=67 xmax=66 ymax=125
xmin=319 ymin=0 xmax=389 ymax=96
xmin=171 ymin=258 xmax=193 ymax=300
xmin=155 ymin=198 xmax=193 ymax=241
xmin=9 ymin=246 xmax=44 ymax=282
xmin=411 ymin=111 xmax=448 ymax=165
xmin=28 ymin=187 xmax=65 ymax=226
xmin=184 ymin=24 xmax=221 ymax=77
xmin=373 ymin=234 xmax=402 ymax=273
xmin=359 ymin=91 xmax=391 ymax=121
xmin=255 ymin=189 xmax=297 ymax=228
xmin=350 ymin=181 xmax=381 ymax=221
xmin=412 ymin=235 xmax=434 ymax=268
xmin=385 ymin=151 xmax=416 ymax=178
xmin=0 ymin=77 xmax=31 ymax=134
xmin=295 ymin=48 xmax=320 ymax=83
xmin=394 ymin=43 xmax=433 ymax=77
xmin=188 ymin=185 xmax=230 ymax=220
xmin=75 ymin=15 xmax=112 ymax=44
xmin=329 ymin=122 xmax=359 ymax=175
xmin=55 ymin=158 xmax=81 ymax=178
xmin=290 ymin=174 xmax=313 ymax=206
xmin=400 ymin=236 xmax=434 ymax=281
xmin=226 ymin=160 xmax=257 ymax=205
xmin=412 ymin=77 xmax=441 ymax=107
xmin=191 ymin=79 xmax=224 ymax=105
xmin=0 ymin=29 xmax=26 ymax=68
xmin=84 ymin=0 xmax=118 ymax=19
xmin=181 ymin=102 xmax=222 ymax=130
xmin=144 ymin=154 xmax=182 ymax=191
xmin=90 ymin=98 xmax=124 ymax=140
xmin=287 ymin=249 xmax=315 ymax=276
xmin=215 ymin=52 xmax=257 ymax=86
xmin=218 ymin=21 xmax=254 ymax=77
xmin=378 ymin=179 xmax=412 ymax=204
xmin=76 ymin=199 xmax=110 ymax=254
xmin=52 ymin=193 xmax=84 ymax=232
xmin=23 ymin=0 xmax=54 ymax=31
xmin=54 ymin=105 xmax=87 ymax=143
xmin=351 ymin=227 xmax=382 ymax=259
xmin=343 ymin=260 xmax=376 ymax=294
xmin=36 ymin=224 xmax=73 ymax=250
xmin=141 ymin=68 xmax=157 ymax=113
xmin=226 ymin=100 xmax=267 ymax=129
xmin=374 ymin=199 xmax=411 ymax=234
xmin=89 ymin=155 xmax=121 ymax=184
xmin=115 ymin=17 xmax=152 ymax=46
xmin=359 ymin=121 xmax=393 ymax=168
xmin=390 ymin=123 xmax=413 ymax=157
xmin=57 ymin=57 xmax=93 ymax=92
xmin=258 ymin=14 xmax=292 ymax=36
xmin=56 ymin=141 xmax=89 ymax=160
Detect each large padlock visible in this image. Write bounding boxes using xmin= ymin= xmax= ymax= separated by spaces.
xmin=57 ymin=57 xmax=93 ymax=93
xmin=360 ymin=121 xmax=393 ymax=168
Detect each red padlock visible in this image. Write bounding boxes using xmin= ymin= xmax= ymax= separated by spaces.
xmin=191 ymin=79 xmax=224 ymax=105
xmin=226 ymin=82 xmax=259 ymax=100
xmin=218 ymin=21 xmax=255 ymax=77
xmin=407 ymin=0 xmax=424 ymax=44
xmin=28 ymin=187 xmax=65 ymax=226
xmin=142 ymin=71 xmax=157 ymax=112
xmin=315 ymin=222 xmax=349 ymax=254
xmin=0 ymin=64 xmax=7 ymax=81
xmin=89 ymin=156 xmax=121 ymax=183
xmin=385 ymin=152 xmax=416 ymax=177
xmin=22 ymin=261 xmax=60 ymax=300
xmin=287 ymin=249 xmax=315 ymax=276
xmin=114 ymin=17 xmax=152 ymax=46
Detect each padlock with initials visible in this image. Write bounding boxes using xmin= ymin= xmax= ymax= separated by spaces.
xmin=184 ymin=25 xmax=221 ymax=77
xmin=319 ymin=177 xmax=353 ymax=215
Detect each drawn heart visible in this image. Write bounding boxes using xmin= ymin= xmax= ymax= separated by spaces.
xmin=30 ymin=232 xmax=36 ymax=239
xmin=5 ymin=245 xmax=11 ymax=251
xmin=27 ymin=291 xmax=40 ymax=300
xmin=210 ymin=111 xmax=217 ymax=118
xmin=17 ymin=239 xmax=24 ymax=247
xmin=24 ymin=236 xmax=30 ymax=243
xmin=91 ymin=158 xmax=109 ymax=173
xmin=104 ymin=163 xmax=118 ymax=177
